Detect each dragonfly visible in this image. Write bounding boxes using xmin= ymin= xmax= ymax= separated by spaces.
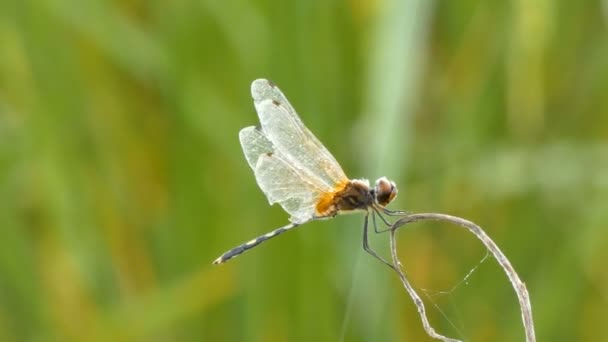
xmin=213 ymin=79 xmax=407 ymax=267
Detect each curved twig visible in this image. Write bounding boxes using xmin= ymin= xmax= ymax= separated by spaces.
xmin=389 ymin=213 xmax=535 ymax=342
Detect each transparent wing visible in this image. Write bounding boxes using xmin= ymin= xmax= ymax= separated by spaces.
xmin=253 ymin=152 xmax=322 ymax=224
xmin=251 ymin=79 xmax=348 ymax=189
xmin=239 ymin=126 xmax=274 ymax=171
xmin=239 ymin=126 xmax=323 ymax=223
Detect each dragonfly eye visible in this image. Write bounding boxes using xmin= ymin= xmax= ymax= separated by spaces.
xmin=374 ymin=177 xmax=398 ymax=207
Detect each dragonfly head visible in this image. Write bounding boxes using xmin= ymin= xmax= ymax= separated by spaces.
xmin=373 ymin=177 xmax=398 ymax=207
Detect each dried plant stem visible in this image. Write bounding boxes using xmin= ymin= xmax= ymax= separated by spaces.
xmin=389 ymin=213 xmax=535 ymax=342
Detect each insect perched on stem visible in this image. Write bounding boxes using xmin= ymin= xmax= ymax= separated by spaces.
xmin=213 ymin=79 xmax=407 ymax=267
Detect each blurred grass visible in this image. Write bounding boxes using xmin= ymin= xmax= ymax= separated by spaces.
xmin=0 ymin=0 xmax=607 ymax=341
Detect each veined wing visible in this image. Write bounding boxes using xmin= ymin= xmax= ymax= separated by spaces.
xmin=239 ymin=125 xmax=274 ymax=171
xmin=251 ymin=79 xmax=348 ymax=189
xmin=239 ymin=126 xmax=325 ymax=223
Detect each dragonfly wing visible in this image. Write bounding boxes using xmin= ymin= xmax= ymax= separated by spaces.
xmin=251 ymin=79 xmax=348 ymax=188
xmin=239 ymin=126 xmax=322 ymax=223
xmin=239 ymin=126 xmax=274 ymax=171
xmin=253 ymin=152 xmax=322 ymax=223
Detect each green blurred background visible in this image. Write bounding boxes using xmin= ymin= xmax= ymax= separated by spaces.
xmin=1 ymin=0 xmax=607 ymax=341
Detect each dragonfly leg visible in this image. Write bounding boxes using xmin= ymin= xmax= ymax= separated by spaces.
xmin=363 ymin=213 xmax=394 ymax=269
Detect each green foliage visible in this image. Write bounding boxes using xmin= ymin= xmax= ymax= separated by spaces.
xmin=0 ymin=0 xmax=606 ymax=341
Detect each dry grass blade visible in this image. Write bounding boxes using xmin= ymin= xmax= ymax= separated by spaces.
xmin=389 ymin=213 xmax=536 ymax=342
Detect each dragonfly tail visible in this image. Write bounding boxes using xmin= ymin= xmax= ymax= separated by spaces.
xmin=213 ymin=222 xmax=300 ymax=264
